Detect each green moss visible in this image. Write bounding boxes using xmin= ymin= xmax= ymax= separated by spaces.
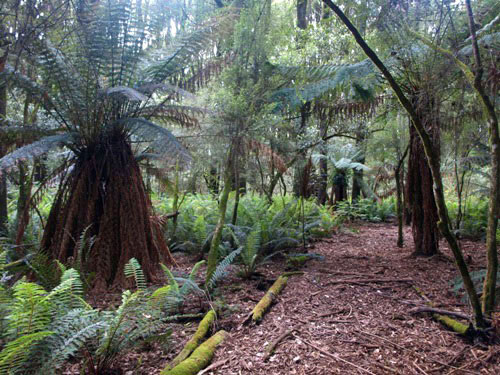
xmin=286 ymin=255 xmax=309 ymax=269
xmin=434 ymin=314 xmax=471 ymax=335
xmin=252 ymin=275 xmax=288 ymax=322
xmin=161 ymin=330 xmax=227 ymax=375
xmin=165 ymin=310 xmax=216 ymax=370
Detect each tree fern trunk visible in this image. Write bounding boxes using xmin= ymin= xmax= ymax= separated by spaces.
xmin=407 ymin=95 xmax=440 ymax=257
xmin=41 ymin=133 xmax=172 ymax=289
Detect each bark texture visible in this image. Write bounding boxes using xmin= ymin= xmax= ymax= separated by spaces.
xmin=407 ymin=94 xmax=440 ymax=256
xmin=41 ymin=131 xmax=173 ymax=289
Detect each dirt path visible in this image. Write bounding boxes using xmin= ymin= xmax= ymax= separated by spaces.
xmin=202 ymin=223 xmax=499 ymax=375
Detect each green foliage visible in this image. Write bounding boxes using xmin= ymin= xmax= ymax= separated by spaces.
xmin=335 ymin=198 xmax=395 ymax=223
xmin=124 ymin=258 xmax=147 ymax=291
xmin=0 ymin=265 xmax=172 ymax=374
xmin=205 ymin=247 xmax=242 ymax=290
xmin=162 ymin=194 xmax=337 ymax=265
xmin=447 ymin=197 xmax=500 ymax=241
xmin=153 ymin=261 xmax=205 ymax=312
xmin=451 ymin=269 xmax=500 ymax=306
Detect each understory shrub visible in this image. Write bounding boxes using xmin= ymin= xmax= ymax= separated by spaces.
xmin=447 ymin=196 xmax=500 ymax=241
xmin=335 ymin=197 xmax=395 ymax=223
xmin=159 ymin=194 xmax=337 ymax=277
xmin=0 ymin=257 xmax=185 ymax=374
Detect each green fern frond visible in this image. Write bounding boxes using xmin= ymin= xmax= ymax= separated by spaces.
xmin=6 ymin=282 xmax=52 ymax=338
xmin=206 ymin=247 xmax=241 ymax=290
xmin=121 ymin=118 xmax=192 ymax=164
xmin=189 ymin=260 xmax=205 ymax=281
xmin=0 ymin=331 xmax=54 ymax=375
xmin=160 ymin=264 xmax=179 ymax=294
xmin=124 ymin=258 xmax=147 ymax=290
xmin=0 ymin=134 xmax=74 ymax=173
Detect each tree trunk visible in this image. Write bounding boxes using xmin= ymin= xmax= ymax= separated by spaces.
xmin=42 ymin=132 xmax=172 ymax=290
xmin=333 ymin=171 xmax=347 ymax=205
xmin=205 ymin=148 xmax=233 ymax=287
xmin=0 ymin=57 xmax=8 ymax=235
xmin=352 ymin=130 xmax=366 ymax=202
xmin=317 ymin=123 xmax=328 ymax=205
xmin=407 ymin=95 xmax=440 ymax=257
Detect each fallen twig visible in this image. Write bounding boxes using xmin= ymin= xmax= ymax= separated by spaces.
xmin=197 ymin=358 xmax=229 ymax=375
xmin=263 ymin=328 xmax=296 ymax=361
xmin=409 ymin=307 xmax=472 ymax=323
xmin=299 ymin=336 xmax=376 ymax=375
xmin=324 ymin=278 xmax=413 ymax=287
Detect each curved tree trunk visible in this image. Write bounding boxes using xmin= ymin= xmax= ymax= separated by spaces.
xmin=42 ymin=132 xmax=173 ymax=289
xmin=407 ymin=95 xmax=440 ymax=256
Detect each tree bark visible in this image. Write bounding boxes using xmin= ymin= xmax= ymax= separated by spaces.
xmin=322 ymin=0 xmax=486 ymax=328
xmin=205 ymin=148 xmax=233 ymax=287
xmin=407 ymin=94 xmax=440 ymax=256
xmin=0 ymin=54 xmax=8 ymax=235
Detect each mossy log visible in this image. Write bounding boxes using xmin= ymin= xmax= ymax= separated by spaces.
xmin=161 ymin=330 xmax=227 ymax=375
xmin=434 ymin=314 xmax=472 ymax=336
xmin=252 ymin=275 xmax=288 ymax=322
xmin=165 ymin=310 xmax=216 ymax=370
xmin=412 ymin=286 xmax=475 ymax=336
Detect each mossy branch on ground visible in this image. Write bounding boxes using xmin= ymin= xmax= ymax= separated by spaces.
xmin=252 ymin=275 xmax=288 ymax=322
xmin=161 ymin=330 xmax=227 ymax=375
xmin=165 ymin=310 xmax=216 ymax=370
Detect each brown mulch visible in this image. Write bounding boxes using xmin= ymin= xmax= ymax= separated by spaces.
xmin=70 ymin=223 xmax=500 ymax=374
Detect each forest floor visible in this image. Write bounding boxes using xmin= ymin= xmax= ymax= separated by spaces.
xmin=77 ymin=223 xmax=500 ymax=375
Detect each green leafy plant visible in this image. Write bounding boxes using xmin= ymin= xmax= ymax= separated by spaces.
xmin=0 ymin=263 xmax=171 ymax=374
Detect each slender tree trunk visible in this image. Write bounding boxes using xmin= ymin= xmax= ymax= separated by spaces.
xmin=352 ymin=130 xmax=366 ymax=202
xmin=205 ymin=148 xmax=233 ymax=287
xmin=0 ymin=54 xmax=8 ymax=234
xmin=322 ymin=0 xmax=486 ymax=327
xmin=395 ymin=145 xmax=408 ymax=248
xmin=317 ymin=123 xmax=328 ymax=205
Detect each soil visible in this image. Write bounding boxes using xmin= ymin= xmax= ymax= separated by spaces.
xmin=69 ymin=222 xmax=500 ymax=374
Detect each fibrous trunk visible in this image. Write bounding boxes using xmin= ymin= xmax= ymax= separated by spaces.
xmin=42 ymin=132 xmax=172 ymax=289
xmin=406 ymin=94 xmax=440 ymax=256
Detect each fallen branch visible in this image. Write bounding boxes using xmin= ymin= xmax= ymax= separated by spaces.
xmin=165 ymin=310 xmax=216 ymax=371
xmin=299 ymin=336 xmax=375 ymax=375
xmin=161 ymin=330 xmax=227 ymax=375
xmin=197 ymin=358 xmax=229 ymax=375
xmin=409 ymin=307 xmax=472 ymax=323
xmin=325 ymin=278 xmax=413 ymax=286
xmin=252 ymin=275 xmax=288 ymax=322
xmin=263 ymin=328 xmax=296 ymax=361
xmin=412 ymin=287 xmax=474 ymax=336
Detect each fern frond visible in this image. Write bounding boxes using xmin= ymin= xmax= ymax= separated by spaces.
xmin=35 ymin=309 xmax=105 ymax=372
xmin=121 ymin=118 xmax=191 ymax=164
xmin=100 ymin=86 xmax=148 ymax=102
xmin=188 ymin=260 xmax=205 ymax=281
xmin=160 ymin=264 xmax=179 ymax=294
xmin=0 ymin=331 xmax=53 ymax=375
xmin=206 ymin=247 xmax=241 ymax=290
xmin=0 ymin=134 xmax=74 ymax=173
xmin=124 ymin=258 xmax=146 ymax=290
